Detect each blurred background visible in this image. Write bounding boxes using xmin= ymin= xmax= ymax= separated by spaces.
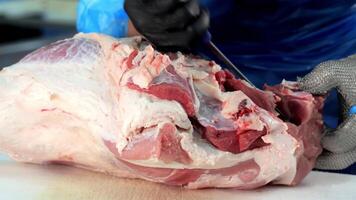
xmin=0 ymin=0 xmax=77 ymax=68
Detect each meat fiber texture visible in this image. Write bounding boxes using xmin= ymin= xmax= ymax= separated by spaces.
xmin=0 ymin=33 xmax=324 ymax=189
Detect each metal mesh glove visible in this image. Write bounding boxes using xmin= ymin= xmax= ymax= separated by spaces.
xmin=299 ymin=54 xmax=356 ymax=170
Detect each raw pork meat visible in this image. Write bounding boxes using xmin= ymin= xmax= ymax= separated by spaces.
xmin=0 ymin=34 xmax=324 ymax=189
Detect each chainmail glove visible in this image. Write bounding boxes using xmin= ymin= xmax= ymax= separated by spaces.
xmin=299 ymin=54 xmax=356 ymax=170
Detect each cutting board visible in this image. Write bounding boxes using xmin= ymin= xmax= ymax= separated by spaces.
xmin=0 ymin=154 xmax=355 ymax=200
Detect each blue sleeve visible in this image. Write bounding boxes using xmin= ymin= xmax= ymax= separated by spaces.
xmin=77 ymin=0 xmax=129 ymax=38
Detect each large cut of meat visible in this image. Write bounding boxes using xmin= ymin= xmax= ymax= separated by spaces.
xmin=0 ymin=34 xmax=324 ymax=189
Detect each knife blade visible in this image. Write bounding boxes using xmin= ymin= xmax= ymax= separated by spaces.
xmin=206 ymin=41 xmax=254 ymax=86
xmin=202 ymin=32 xmax=289 ymax=120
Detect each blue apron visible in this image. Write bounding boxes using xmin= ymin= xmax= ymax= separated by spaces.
xmin=77 ymin=0 xmax=356 ymax=174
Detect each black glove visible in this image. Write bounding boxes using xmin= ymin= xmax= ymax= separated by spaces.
xmin=124 ymin=0 xmax=210 ymax=52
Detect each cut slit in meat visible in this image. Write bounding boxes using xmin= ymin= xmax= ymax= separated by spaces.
xmin=264 ymin=84 xmax=317 ymax=125
xmin=127 ymin=65 xmax=196 ymax=116
xmin=216 ymin=70 xmax=278 ymax=114
xmin=194 ymin=84 xmax=268 ymax=154
xmin=128 ymin=58 xmax=271 ymax=155
xmin=199 ymin=126 xmax=268 ymax=154
xmin=0 ymin=33 xmax=324 ymax=189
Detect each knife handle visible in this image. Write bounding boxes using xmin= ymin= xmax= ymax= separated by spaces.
xmin=201 ymin=31 xmax=212 ymax=45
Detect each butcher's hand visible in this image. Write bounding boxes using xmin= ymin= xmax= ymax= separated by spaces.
xmin=124 ymin=0 xmax=209 ymax=52
xmin=299 ymin=54 xmax=356 ymax=170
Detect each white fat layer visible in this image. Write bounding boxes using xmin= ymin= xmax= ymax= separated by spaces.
xmin=237 ymin=114 xmax=265 ymax=131
xmin=115 ymin=87 xmax=191 ymax=151
xmin=221 ymin=91 xmax=252 ymax=117
xmin=0 ymin=55 xmax=119 ymax=142
xmin=194 ymin=78 xmax=222 ymax=100
xmin=120 ymin=46 xmax=171 ymax=89
xmin=186 ymin=174 xmax=247 ymax=189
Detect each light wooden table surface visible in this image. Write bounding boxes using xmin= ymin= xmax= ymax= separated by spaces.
xmin=0 ymin=154 xmax=355 ymax=200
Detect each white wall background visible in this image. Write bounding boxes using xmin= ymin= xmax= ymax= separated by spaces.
xmin=0 ymin=0 xmax=77 ymax=25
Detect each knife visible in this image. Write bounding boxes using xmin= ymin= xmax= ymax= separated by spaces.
xmin=201 ymin=32 xmax=289 ymax=119
xmin=201 ymin=32 xmax=254 ymax=86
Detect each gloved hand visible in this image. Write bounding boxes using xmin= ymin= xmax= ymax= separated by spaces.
xmin=124 ymin=0 xmax=209 ymax=52
xmin=299 ymin=54 xmax=356 ymax=170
